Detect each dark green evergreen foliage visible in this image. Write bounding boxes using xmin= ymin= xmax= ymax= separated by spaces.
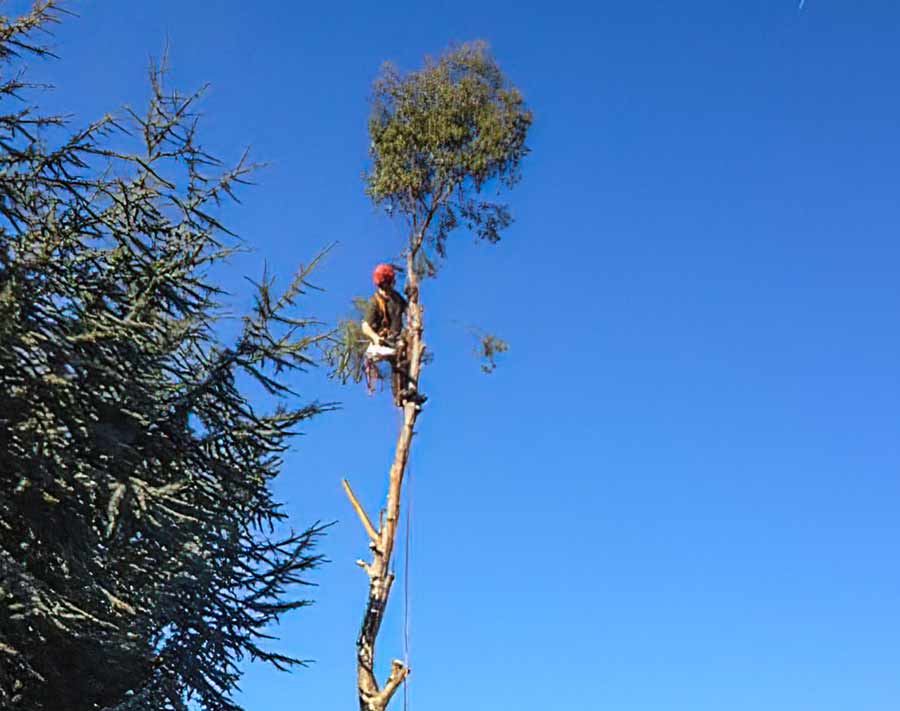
xmin=323 ymin=297 xmax=369 ymax=384
xmin=366 ymin=41 xmax=532 ymax=271
xmin=0 ymin=4 xmax=329 ymax=710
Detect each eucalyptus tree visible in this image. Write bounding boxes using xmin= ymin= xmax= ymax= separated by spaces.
xmin=335 ymin=42 xmax=532 ymax=711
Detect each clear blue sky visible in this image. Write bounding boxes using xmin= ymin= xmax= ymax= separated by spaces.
xmin=21 ymin=1 xmax=900 ymax=709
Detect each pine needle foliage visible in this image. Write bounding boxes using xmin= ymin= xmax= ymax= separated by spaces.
xmin=323 ymin=297 xmax=369 ymax=384
xmin=0 ymin=5 xmax=330 ymax=710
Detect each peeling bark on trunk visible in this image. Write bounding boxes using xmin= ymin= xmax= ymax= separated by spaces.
xmin=346 ymin=252 xmax=424 ymax=711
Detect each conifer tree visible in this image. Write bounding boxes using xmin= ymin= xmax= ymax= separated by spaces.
xmin=0 ymin=5 xmax=328 ymax=709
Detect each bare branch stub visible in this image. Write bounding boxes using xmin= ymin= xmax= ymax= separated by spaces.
xmin=343 ymin=479 xmax=380 ymax=546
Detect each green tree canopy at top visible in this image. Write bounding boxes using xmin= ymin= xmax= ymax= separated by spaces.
xmin=366 ymin=41 xmax=533 ymax=271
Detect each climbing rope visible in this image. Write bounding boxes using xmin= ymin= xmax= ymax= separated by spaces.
xmin=385 ymin=403 xmax=415 ymax=711
xmin=402 ymin=414 xmax=413 ymax=711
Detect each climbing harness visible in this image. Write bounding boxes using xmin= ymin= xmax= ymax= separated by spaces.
xmin=363 ymin=339 xmax=398 ymax=396
xmin=375 ymin=291 xmax=389 ymax=331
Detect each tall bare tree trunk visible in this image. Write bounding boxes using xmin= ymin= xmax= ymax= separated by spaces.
xmin=343 ymin=251 xmax=424 ymax=711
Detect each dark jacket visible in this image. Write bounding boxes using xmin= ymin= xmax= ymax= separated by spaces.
xmin=363 ymin=288 xmax=407 ymax=337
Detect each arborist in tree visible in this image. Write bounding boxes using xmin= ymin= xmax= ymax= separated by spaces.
xmin=361 ymin=263 xmax=426 ymax=408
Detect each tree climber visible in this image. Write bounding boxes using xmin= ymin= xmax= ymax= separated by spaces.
xmin=361 ymin=263 xmax=426 ymax=408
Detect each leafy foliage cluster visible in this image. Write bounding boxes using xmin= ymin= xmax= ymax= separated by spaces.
xmin=473 ymin=331 xmax=509 ymax=374
xmin=366 ymin=41 xmax=532 ymax=273
xmin=0 ymin=5 xmax=328 ymax=710
xmin=327 ymin=43 xmax=529 ymax=384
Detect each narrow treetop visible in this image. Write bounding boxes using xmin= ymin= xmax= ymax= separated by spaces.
xmin=366 ymin=41 xmax=533 ymax=273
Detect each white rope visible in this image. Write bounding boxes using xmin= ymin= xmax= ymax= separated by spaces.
xmin=402 ymin=448 xmax=412 ymax=711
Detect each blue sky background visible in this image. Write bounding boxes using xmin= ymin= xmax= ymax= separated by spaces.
xmin=16 ymin=1 xmax=900 ymax=709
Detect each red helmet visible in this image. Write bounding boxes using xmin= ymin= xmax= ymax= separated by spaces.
xmin=372 ymin=263 xmax=396 ymax=287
